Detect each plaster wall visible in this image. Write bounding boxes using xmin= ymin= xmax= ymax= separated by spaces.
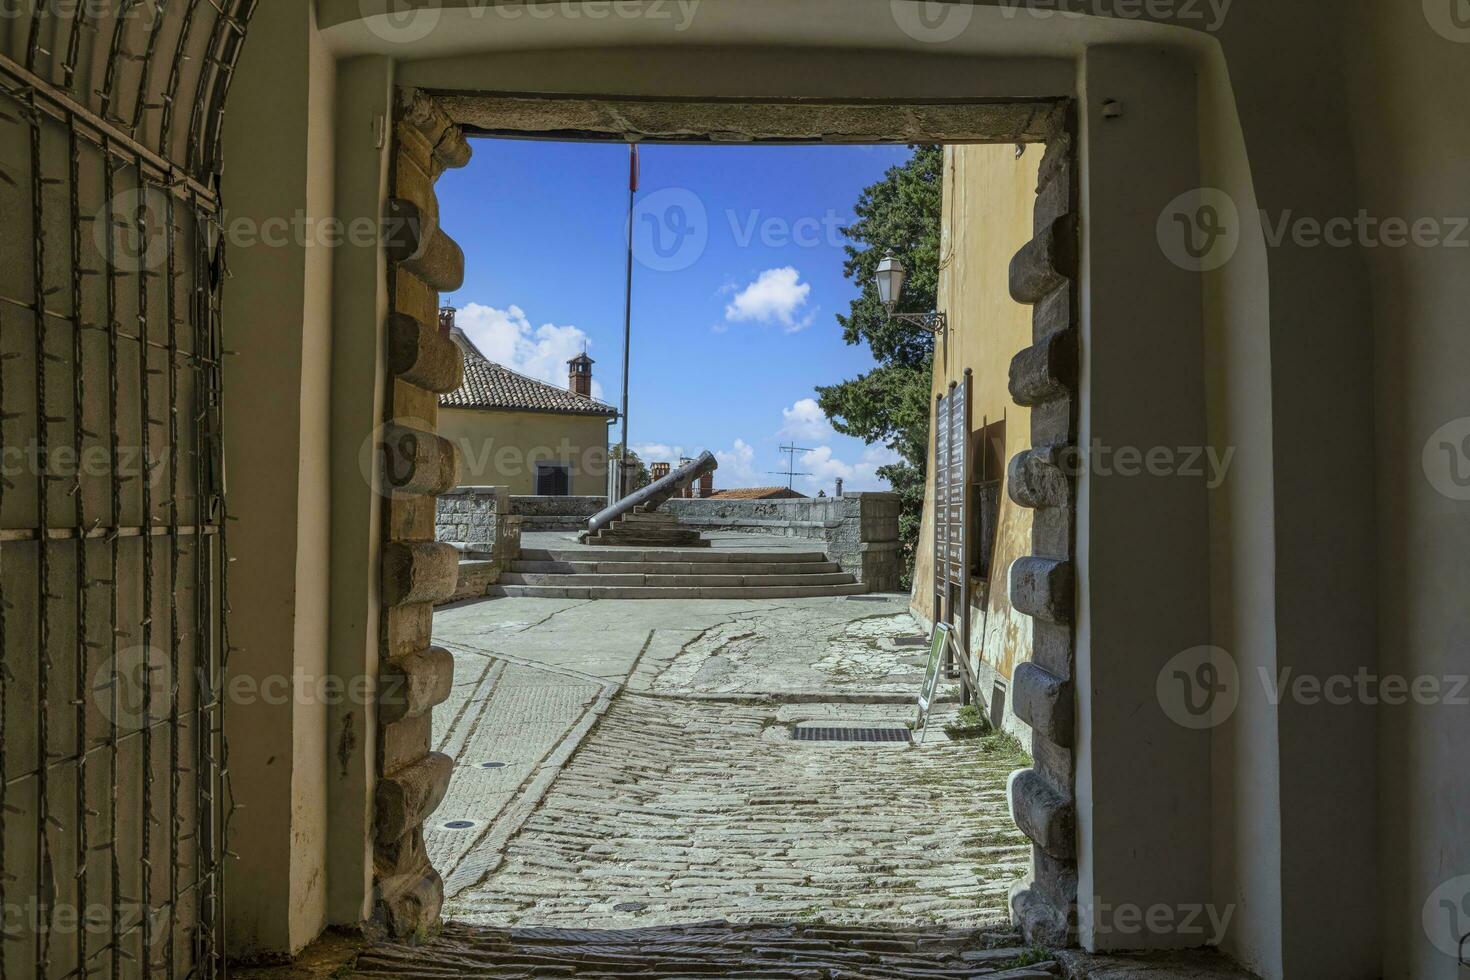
xmin=911 ymin=143 xmax=1040 ymax=727
xmin=437 ymin=408 xmax=612 ymax=495
xmin=1341 ymin=6 xmax=1470 ymax=978
xmin=219 ymin=0 xmax=335 ymax=956
xmin=211 ymin=2 xmax=1468 ymax=975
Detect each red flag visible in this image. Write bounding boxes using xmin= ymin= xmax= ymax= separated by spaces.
xmin=629 ymin=144 xmax=639 ymax=193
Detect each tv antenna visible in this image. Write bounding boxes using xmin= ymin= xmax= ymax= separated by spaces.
xmin=770 ymin=444 xmax=815 ymax=489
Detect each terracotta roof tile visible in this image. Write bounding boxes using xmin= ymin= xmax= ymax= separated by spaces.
xmin=442 ymin=333 xmax=618 ymax=417
xmin=708 ymin=486 xmax=809 ymax=500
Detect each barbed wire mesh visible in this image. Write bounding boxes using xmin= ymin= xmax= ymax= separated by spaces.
xmin=1 ymin=2 xmax=255 ymax=975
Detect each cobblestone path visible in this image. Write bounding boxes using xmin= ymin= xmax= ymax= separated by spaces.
xmin=446 ymin=693 xmax=1032 ymax=929
xmin=354 ymin=921 xmax=1058 ymax=978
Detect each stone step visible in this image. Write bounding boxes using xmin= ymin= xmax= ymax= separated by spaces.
xmin=511 ymin=559 xmax=845 ymax=576
xmin=500 ymin=571 xmax=858 ymax=588
xmin=521 ymin=548 xmax=831 ymax=565
xmin=613 ymin=510 xmax=678 ymax=524
xmin=589 ymin=534 xmax=709 ymax=548
xmin=588 ymin=535 xmax=709 ymax=548
xmin=486 ymin=581 xmax=870 ymax=600
xmin=600 ymin=520 xmax=694 ymax=533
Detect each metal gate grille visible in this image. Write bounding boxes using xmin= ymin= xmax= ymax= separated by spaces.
xmin=0 ymin=4 xmax=255 ymax=977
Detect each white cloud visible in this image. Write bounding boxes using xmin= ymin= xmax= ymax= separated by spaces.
xmin=454 ymin=302 xmax=606 ymax=401
xmin=723 ymin=267 xmax=815 ymax=332
xmin=794 ymin=443 xmax=898 ymax=496
xmin=780 ymin=398 xmax=835 ymax=442
xmin=715 ymin=439 xmax=760 ymax=486
xmin=630 ymin=443 xmax=687 ymax=465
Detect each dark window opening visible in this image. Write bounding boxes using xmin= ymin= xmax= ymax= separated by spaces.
xmin=970 ymin=417 xmax=1007 ymax=580
xmin=536 ymin=463 xmax=571 ymax=496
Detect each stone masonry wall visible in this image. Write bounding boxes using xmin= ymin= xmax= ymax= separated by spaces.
xmin=435 ymin=487 xmax=521 ymax=601
xmin=436 ymin=486 xmax=505 ymax=555
xmin=372 ymin=89 xmax=472 ymax=940
xmin=510 ymin=494 xmax=607 ymax=530
xmin=665 ymin=493 xmax=902 ymax=592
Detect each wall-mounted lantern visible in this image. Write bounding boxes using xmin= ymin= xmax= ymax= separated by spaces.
xmin=876 ymin=252 xmax=947 ymax=335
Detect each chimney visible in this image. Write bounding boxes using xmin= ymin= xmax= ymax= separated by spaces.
xmin=651 ymin=462 xmax=671 ymax=481
xmin=567 ymin=352 xmax=595 ymax=398
xmin=698 ymin=471 xmax=713 ymax=499
xmin=835 ymin=478 xmax=844 ymax=497
xmin=439 ymin=306 xmax=456 ymax=334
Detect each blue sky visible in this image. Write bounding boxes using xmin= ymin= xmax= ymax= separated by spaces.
xmin=436 ymin=139 xmax=914 ymax=495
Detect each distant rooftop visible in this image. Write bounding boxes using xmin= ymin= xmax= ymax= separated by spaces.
xmin=442 ymin=331 xmax=618 ymax=418
xmin=708 ymin=486 xmax=809 ymax=500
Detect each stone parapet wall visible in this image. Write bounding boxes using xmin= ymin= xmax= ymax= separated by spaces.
xmin=435 ymin=486 xmax=521 ymax=600
xmin=509 ymin=494 xmax=607 ymax=530
xmin=436 ymin=486 xmax=504 ymax=553
xmin=664 ymin=493 xmax=902 ymax=592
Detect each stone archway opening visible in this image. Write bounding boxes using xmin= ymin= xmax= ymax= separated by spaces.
xmin=372 ymin=88 xmax=1080 ymax=964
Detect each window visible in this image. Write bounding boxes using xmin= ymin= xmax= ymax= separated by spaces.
xmin=536 ymin=463 xmax=571 ymax=496
xmin=970 ymin=418 xmax=1007 ymax=580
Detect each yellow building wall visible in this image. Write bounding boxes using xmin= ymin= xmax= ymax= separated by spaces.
xmin=438 ymin=407 xmax=612 ymax=495
xmin=912 ymin=143 xmax=1041 ymax=691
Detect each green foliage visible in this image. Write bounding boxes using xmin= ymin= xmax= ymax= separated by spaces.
xmin=609 ymin=444 xmax=651 ymax=492
xmin=817 ymin=145 xmax=944 ymax=586
xmin=1010 ymin=946 xmax=1055 ymax=967
xmin=979 ymin=729 xmax=1028 ymax=762
xmin=817 ymin=142 xmax=940 ymax=587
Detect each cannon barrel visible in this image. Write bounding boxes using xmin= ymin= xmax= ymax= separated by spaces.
xmin=588 ymin=450 xmax=718 ymax=535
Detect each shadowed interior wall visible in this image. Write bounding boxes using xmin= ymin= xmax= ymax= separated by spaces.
xmin=195 ymin=2 xmax=1465 ymax=974
xmin=1343 ymin=4 xmax=1470 ymax=978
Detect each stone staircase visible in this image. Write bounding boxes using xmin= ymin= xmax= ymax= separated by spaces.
xmin=488 ymin=545 xmax=868 ymax=599
xmin=584 ymin=503 xmax=707 ymax=548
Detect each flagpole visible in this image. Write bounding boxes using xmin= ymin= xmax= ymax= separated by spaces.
xmin=617 ymin=143 xmax=637 ymax=500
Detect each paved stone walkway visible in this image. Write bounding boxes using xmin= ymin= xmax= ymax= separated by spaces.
xmin=428 ymin=593 xmax=1028 ymax=934
xmin=353 ymin=921 xmax=1057 ymax=978
xmin=448 ymin=693 xmax=1030 ymax=928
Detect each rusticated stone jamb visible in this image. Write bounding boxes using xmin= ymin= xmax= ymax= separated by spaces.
xmin=388 ymin=313 xmax=465 ymax=394
xmin=1007 ymin=106 xmax=1079 ymax=951
xmin=1009 ymin=768 xmax=1076 ymax=861
xmin=382 ymin=422 xmax=460 ymax=497
xmin=1008 ymin=445 xmax=1072 ymax=510
xmin=1010 ymin=328 xmax=1077 ymax=407
xmin=1009 ymin=213 xmax=1078 ymax=304
xmin=1013 ymin=662 xmax=1073 ymax=747
xmin=385 ymin=198 xmax=466 ymax=292
xmin=400 ymin=87 xmax=472 ymax=176
xmin=373 ymin=89 xmax=473 ymax=941
xmin=1010 ymin=556 xmax=1074 ymax=625
xmin=380 ymin=646 xmax=455 ymax=725
xmin=376 ymin=751 xmax=454 ymax=845
xmin=382 ymin=541 xmax=460 ymax=606
xmin=1010 ymin=880 xmax=1072 ymax=950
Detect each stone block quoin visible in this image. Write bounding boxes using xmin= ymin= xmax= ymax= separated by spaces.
xmin=370 ymin=87 xmax=473 ymax=940
xmin=1002 ymin=114 xmax=1082 ymax=948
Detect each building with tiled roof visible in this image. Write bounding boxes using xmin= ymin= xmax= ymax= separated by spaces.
xmin=708 ymin=486 xmax=809 ymax=500
xmin=437 ymin=310 xmax=617 ymax=495
xmin=442 ymin=343 xmax=619 ymax=418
